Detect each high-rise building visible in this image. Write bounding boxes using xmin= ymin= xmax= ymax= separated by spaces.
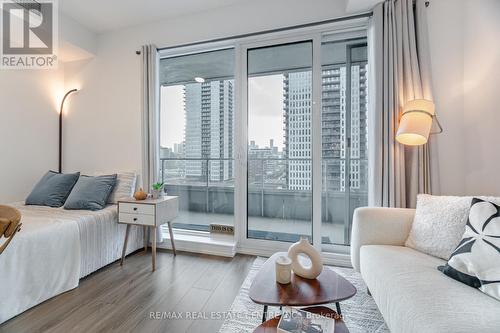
xmin=283 ymin=71 xmax=312 ymax=191
xmin=184 ymin=80 xmax=234 ymax=182
xmin=283 ymin=62 xmax=368 ymax=192
xmin=173 ymin=142 xmax=185 ymax=156
xmin=321 ymin=63 xmax=368 ymax=192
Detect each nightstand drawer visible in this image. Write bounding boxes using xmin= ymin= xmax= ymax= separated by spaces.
xmin=119 ymin=202 xmax=155 ymax=215
xmin=119 ymin=212 xmax=155 ymax=226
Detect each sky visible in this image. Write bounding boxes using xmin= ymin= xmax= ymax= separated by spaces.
xmin=160 ymin=74 xmax=285 ymax=150
xmin=248 ymin=74 xmax=284 ymax=149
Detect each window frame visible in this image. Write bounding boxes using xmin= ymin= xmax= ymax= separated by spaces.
xmin=157 ymin=18 xmax=369 ymax=264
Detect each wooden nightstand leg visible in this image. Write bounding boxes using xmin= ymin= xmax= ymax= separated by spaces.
xmin=143 ymin=226 xmax=148 ymax=252
xmin=152 ymin=226 xmax=156 ymax=271
xmin=167 ymin=221 xmax=176 ymax=256
xmin=121 ymin=224 xmax=131 ymax=266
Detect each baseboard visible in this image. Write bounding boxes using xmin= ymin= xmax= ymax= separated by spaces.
xmin=157 ymin=232 xmax=236 ymax=257
xmin=237 ymin=245 xmax=353 ymax=268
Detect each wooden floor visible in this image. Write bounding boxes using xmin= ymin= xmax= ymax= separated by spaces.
xmin=0 ymin=250 xmax=255 ymax=333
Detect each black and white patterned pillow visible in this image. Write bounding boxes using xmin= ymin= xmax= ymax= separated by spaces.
xmin=439 ymin=198 xmax=500 ymax=301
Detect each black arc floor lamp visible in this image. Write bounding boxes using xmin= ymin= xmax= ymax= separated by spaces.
xmin=59 ymin=89 xmax=78 ymax=173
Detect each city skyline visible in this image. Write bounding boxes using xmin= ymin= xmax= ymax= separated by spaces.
xmin=159 ymin=59 xmax=368 ymax=193
xmin=160 ymin=74 xmax=285 ymax=151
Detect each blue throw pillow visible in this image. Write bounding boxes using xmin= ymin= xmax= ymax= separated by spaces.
xmin=25 ymin=171 xmax=80 ymax=207
xmin=64 ymin=174 xmax=117 ymax=211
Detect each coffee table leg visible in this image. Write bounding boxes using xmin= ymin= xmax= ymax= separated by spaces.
xmin=262 ymin=305 xmax=268 ymax=323
xmin=335 ymin=302 xmax=342 ymax=316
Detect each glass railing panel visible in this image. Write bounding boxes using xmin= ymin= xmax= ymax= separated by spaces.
xmin=162 ymin=158 xmax=234 ymax=232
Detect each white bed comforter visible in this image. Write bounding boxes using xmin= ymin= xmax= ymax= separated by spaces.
xmin=0 ymin=203 xmax=142 ymax=324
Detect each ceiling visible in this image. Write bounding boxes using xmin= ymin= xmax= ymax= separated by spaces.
xmin=345 ymin=0 xmax=381 ymax=13
xmin=60 ymin=0 xmax=249 ymax=34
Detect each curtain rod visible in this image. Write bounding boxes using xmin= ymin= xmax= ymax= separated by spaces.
xmin=135 ymin=11 xmax=373 ymax=55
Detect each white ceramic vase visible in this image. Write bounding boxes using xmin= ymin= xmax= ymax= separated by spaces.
xmin=151 ymin=186 xmax=164 ymax=199
xmin=151 ymin=189 xmax=160 ymax=199
xmin=287 ymin=237 xmax=323 ymax=279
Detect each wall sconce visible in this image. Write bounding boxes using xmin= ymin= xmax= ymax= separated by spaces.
xmin=396 ymin=99 xmax=443 ymax=146
xmin=59 ymin=89 xmax=78 ymax=173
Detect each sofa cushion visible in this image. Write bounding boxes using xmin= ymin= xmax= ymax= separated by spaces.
xmin=106 ymin=172 xmax=137 ymax=204
xmin=64 ymin=174 xmax=117 ymax=211
xmin=25 ymin=171 xmax=80 ymax=207
xmin=440 ymin=198 xmax=500 ymax=301
xmin=405 ymin=194 xmax=500 ymax=260
xmin=360 ymin=245 xmax=500 ymax=333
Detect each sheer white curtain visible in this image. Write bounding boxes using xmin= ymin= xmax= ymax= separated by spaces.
xmin=140 ymin=44 xmax=163 ymax=242
xmin=368 ymin=0 xmax=435 ymax=208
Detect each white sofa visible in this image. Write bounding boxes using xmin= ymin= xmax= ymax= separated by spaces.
xmin=350 ymin=207 xmax=500 ymax=333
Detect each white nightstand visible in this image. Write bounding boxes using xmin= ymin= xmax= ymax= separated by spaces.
xmin=118 ymin=196 xmax=179 ymax=271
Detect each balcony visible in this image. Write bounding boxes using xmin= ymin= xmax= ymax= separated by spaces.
xmin=160 ymin=157 xmax=368 ymax=246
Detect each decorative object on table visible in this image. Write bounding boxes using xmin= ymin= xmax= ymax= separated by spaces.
xmin=275 ymin=255 xmax=292 ymax=284
xmin=249 ymin=252 xmax=355 ymax=323
xmin=287 ymin=237 xmax=323 ymax=279
xmin=222 ymin=256 xmax=386 ymax=333
xmin=151 ymin=182 xmax=164 ymax=199
xmin=58 ymin=88 xmax=79 ymax=173
xmin=133 ymin=188 xmax=148 ymax=200
xmin=277 ymin=307 xmax=335 ymax=333
xmin=439 ymin=198 xmax=500 ymax=301
xmin=0 ymin=205 xmax=22 ymax=255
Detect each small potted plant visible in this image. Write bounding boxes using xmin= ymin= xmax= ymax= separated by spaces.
xmin=151 ymin=182 xmax=164 ymax=199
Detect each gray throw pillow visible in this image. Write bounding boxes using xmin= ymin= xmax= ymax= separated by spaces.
xmin=25 ymin=171 xmax=80 ymax=207
xmin=64 ymin=174 xmax=117 ymax=211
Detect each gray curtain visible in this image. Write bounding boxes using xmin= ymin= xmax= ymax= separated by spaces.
xmin=140 ymin=44 xmax=162 ymax=241
xmin=368 ymin=0 xmax=434 ymax=208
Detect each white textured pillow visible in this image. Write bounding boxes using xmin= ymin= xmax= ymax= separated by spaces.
xmin=107 ymin=172 xmax=137 ymax=204
xmin=405 ymin=194 xmax=500 ymax=260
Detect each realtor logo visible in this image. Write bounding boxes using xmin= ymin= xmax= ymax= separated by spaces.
xmin=1 ymin=0 xmax=58 ymax=69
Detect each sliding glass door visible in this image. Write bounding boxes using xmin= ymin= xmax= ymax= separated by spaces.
xmin=320 ymin=37 xmax=368 ymax=251
xmin=158 ymin=22 xmax=369 ymax=257
xmin=159 ymin=48 xmax=235 ymax=231
xmin=246 ymin=41 xmax=313 ymax=242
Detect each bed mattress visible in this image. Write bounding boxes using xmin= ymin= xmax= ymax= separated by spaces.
xmin=0 ymin=203 xmax=143 ymax=323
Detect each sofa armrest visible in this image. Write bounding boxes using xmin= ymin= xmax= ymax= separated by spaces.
xmin=350 ymin=207 xmax=415 ymax=272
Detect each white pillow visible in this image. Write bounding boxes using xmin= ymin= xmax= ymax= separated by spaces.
xmin=107 ymin=172 xmax=137 ymax=204
xmin=405 ymin=194 xmax=500 ymax=260
xmin=439 ymin=198 xmax=500 ymax=301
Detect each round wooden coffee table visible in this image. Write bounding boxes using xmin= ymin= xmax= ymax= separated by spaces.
xmin=252 ymin=306 xmax=349 ymax=333
xmin=249 ymin=252 xmax=357 ymax=322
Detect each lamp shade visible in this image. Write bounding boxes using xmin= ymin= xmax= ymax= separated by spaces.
xmin=396 ymin=99 xmax=435 ymax=146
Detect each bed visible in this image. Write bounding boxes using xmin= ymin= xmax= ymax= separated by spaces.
xmin=0 ymin=203 xmax=143 ymax=324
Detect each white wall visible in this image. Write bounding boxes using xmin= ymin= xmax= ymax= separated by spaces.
xmin=462 ymin=0 xmax=500 ymax=195
xmin=0 ymin=11 xmax=96 ymax=203
xmin=427 ymin=0 xmax=466 ymax=195
xmin=0 ymin=68 xmax=64 ymax=202
xmin=427 ymin=0 xmax=500 ymax=196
